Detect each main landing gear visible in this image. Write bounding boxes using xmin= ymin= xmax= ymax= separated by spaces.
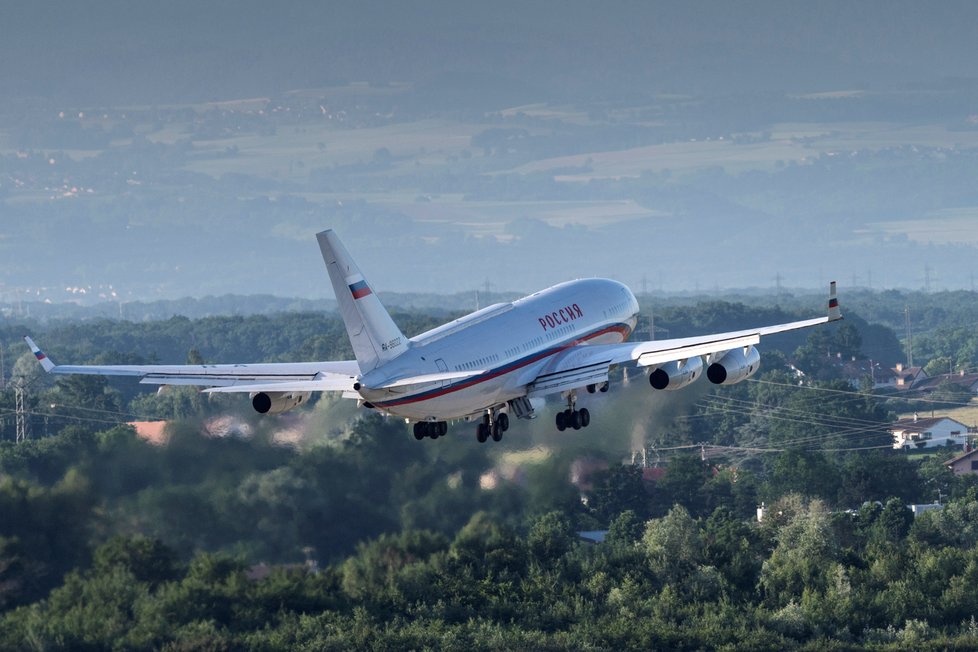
xmin=413 ymin=421 xmax=448 ymax=440
xmin=476 ymin=409 xmax=509 ymax=444
xmin=555 ymin=391 xmax=592 ymax=432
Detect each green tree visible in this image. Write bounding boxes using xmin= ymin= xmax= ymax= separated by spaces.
xmin=341 ymin=529 xmax=448 ymax=602
xmin=606 ymin=509 xmax=644 ymax=547
xmin=869 ymin=497 xmax=913 ymax=546
xmin=702 ymin=506 xmax=762 ymax=595
xmin=641 ymin=505 xmax=701 ymax=585
xmin=759 ymin=496 xmax=837 ymax=607
xmin=588 ymin=464 xmax=650 ymax=523
xmin=655 ymin=452 xmax=710 ymax=516
xmin=764 ymin=449 xmax=840 ymax=501
xmin=527 ymin=511 xmax=574 ymax=564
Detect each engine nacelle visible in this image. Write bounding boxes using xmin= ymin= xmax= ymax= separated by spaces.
xmin=649 ymin=356 xmax=704 ymax=390
xmin=251 ymin=391 xmax=312 ymax=415
xmin=707 ymin=346 xmax=761 ymax=385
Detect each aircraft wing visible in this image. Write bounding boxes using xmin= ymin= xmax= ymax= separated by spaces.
xmin=526 ymin=282 xmax=841 ymax=397
xmin=24 ymin=337 xmax=361 ymax=391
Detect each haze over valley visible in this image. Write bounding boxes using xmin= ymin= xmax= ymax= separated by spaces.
xmin=2 ymin=1 xmax=978 ymax=305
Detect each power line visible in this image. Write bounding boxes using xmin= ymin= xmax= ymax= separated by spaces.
xmin=692 ymin=394 xmax=891 ymax=449
xmin=747 ymin=377 xmax=977 ymax=409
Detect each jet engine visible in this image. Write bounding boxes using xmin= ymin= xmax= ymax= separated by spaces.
xmin=251 ymin=391 xmax=312 ymax=414
xmin=649 ymin=357 xmax=703 ymax=390
xmin=706 ymin=346 xmax=760 ymax=385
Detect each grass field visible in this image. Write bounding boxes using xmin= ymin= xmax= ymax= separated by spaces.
xmin=873 ymin=208 xmax=978 ymax=246
xmin=514 ymin=121 xmax=978 ymax=181
xmin=175 ymin=118 xmax=487 ymax=182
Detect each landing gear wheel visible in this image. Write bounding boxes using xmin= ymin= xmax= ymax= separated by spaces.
xmin=599 ymin=382 xmax=609 ymax=393
xmin=498 ymin=413 xmax=509 ymax=432
xmin=579 ymin=408 xmax=590 ymax=428
xmin=556 ymin=411 xmax=566 ymax=431
xmin=438 ymin=421 xmax=448 ymax=437
xmin=491 ymin=421 xmax=503 ymax=442
xmin=413 ymin=423 xmax=425 ymax=440
xmin=587 ymin=383 xmax=596 ymax=394
xmin=429 ymin=424 xmax=439 ymax=439
xmin=476 ymin=422 xmax=489 ymax=443
xmin=571 ymin=410 xmax=583 ymax=430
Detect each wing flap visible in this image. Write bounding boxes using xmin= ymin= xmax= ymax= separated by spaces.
xmin=204 ymin=377 xmax=357 ymax=394
xmin=635 ymin=334 xmax=760 ymax=367
xmin=526 ymin=361 xmax=610 ymax=398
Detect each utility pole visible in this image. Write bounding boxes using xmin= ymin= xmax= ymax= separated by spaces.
xmin=904 ymin=305 xmax=914 ymax=368
xmin=14 ymin=385 xmax=27 ymax=443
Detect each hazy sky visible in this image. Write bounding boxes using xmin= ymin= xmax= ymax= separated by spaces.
xmin=4 ymin=1 xmax=977 ymax=104
xmin=3 ymin=1 xmax=978 ymax=302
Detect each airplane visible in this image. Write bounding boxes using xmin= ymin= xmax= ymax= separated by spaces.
xmin=26 ymin=229 xmax=842 ymax=443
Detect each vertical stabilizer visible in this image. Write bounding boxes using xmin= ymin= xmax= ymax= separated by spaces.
xmin=317 ymin=230 xmax=408 ymax=372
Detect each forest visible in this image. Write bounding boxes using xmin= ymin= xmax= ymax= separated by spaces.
xmin=1 ymin=291 xmax=978 ymax=648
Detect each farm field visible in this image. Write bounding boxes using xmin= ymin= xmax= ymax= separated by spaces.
xmin=901 ymin=400 xmax=978 ymax=430
xmin=872 ymin=208 xmax=978 ymax=246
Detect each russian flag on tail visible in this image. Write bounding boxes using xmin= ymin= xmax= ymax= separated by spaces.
xmin=349 ymin=280 xmax=372 ymax=300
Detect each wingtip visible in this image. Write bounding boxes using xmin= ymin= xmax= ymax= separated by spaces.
xmin=828 ymin=281 xmax=842 ymax=321
xmin=24 ymin=336 xmax=55 ymax=372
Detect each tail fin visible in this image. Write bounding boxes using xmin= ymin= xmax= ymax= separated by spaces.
xmin=317 ymin=230 xmax=408 ymax=373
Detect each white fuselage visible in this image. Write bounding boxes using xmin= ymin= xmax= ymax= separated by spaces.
xmin=358 ymin=278 xmax=640 ymax=421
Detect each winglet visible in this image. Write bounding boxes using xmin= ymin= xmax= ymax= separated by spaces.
xmin=828 ymin=281 xmax=842 ymax=321
xmin=24 ymin=336 xmax=56 ymax=372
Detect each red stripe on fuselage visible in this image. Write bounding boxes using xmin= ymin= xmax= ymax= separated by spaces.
xmin=371 ymin=322 xmax=632 ymax=408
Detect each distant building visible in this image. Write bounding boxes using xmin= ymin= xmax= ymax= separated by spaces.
xmin=946 ymin=448 xmax=978 ymax=475
xmin=577 ymin=530 xmax=608 ymax=544
xmin=890 ymin=415 xmax=970 ymax=450
xmin=909 ymin=503 xmax=943 ymax=517
xmin=909 ymin=371 xmax=978 ymax=395
xmin=833 ymin=357 xmax=897 ymax=389
xmin=129 ymin=420 xmax=169 ymax=445
xmin=890 ymin=363 xmax=927 ymax=390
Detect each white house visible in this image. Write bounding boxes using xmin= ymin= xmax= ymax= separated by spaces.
xmin=891 ymin=415 xmax=970 ymax=450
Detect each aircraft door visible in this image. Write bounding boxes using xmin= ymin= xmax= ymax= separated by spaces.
xmin=435 ymin=359 xmax=449 ymax=388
